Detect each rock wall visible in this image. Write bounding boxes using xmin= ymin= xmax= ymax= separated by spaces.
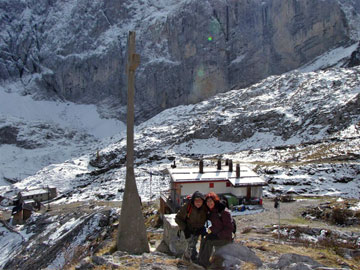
xmin=0 ymin=0 xmax=353 ymax=122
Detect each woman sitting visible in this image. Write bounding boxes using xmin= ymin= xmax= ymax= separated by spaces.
xmin=175 ymin=191 xmax=207 ymax=262
xmin=198 ymin=192 xmax=234 ymax=268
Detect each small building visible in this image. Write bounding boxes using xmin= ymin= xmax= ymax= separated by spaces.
xmin=18 ymin=187 xmax=57 ymax=203
xmin=12 ymin=202 xmax=34 ymax=225
xmin=160 ymin=160 xmax=267 ymax=214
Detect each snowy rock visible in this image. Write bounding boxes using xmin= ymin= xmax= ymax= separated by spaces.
xmin=346 ymin=42 xmax=360 ymax=67
xmin=283 ymin=262 xmax=315 ymax=270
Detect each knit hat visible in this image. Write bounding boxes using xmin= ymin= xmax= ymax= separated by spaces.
xmin=191 ymin=191 xmax=205 ymax=201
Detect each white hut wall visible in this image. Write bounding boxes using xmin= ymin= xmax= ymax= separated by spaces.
xmin=230 ymin=187 xmax=247 ymax=197
xmin=231 ymin=186 xmax=263 ymax=198
xmin=180 ymin=181 xmax=229 ymax=197
xmin=251 ymin=186 xmax=263 ymax=198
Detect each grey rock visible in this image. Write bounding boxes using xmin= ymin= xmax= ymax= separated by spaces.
xmin=0 ymin=126 xmax=19 ymax=144
xmin=214 ymin=243 xmax=263 ymax=267
xmin=161 ymin=214 xmax=187 ymax=257
xmin=155 ymin=240 xmax=172 ymax=255
xmin=270 ymin=253 xmax=323 ymax=269
xmin=91 ymin=256 xmax=107 ymax=265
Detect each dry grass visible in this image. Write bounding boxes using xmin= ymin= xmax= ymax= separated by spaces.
xmin=302 ymin=142 xmax=341 ymax=161
xmin=241 ymin=262 xmax=259 ymax=270
xmin=245 ymin=239 xmax=360 ymax=270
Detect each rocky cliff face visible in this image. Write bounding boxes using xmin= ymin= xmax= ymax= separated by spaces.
xmin=0 ymin=0 xmax=355 ymax=122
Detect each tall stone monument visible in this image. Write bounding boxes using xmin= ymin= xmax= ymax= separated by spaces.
xmin=117 ymin=31 xmax=149 ymax=254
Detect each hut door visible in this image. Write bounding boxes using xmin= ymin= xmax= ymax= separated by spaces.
xmin=246 ymin=186 xmax=251 ymax=200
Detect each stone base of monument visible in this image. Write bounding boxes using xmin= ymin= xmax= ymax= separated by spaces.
xmin=156 ymin=214 xmax=187 ymax=257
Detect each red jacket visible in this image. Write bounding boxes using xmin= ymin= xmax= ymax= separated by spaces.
xmin=207 ymin=203 xmax=233 ymax=241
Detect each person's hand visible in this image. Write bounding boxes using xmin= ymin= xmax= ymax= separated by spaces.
xmin=197 ymin=227 xmax=207 ymax=236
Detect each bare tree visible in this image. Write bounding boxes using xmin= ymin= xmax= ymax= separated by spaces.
xmin=116 ymin=31 xmax=149 ymax=254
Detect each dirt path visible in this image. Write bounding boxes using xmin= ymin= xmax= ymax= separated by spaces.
xmin=45 ymin=200 xmax=121 ymax=216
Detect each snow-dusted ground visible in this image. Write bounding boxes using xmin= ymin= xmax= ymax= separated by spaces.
xmin=298 ymin=42 xmax=359 ymax=72
xmin=0 ymin=223 xmax=33 ymax=267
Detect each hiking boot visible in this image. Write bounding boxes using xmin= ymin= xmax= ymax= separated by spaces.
xmin=191 ymin=250 xmax=198 ymax=262
xmin=196 ymin=261 xmax=208 ymax=269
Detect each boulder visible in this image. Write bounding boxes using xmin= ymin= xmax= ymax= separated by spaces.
xmin=213 ymin=243 xmax=263 ymax=269
xmin=269 ymin=253 xmax=323 ymax=269
xmin=158 ymin=214 xmax=187 ymax=257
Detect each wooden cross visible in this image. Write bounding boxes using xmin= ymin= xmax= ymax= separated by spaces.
xmin=127 ymin=32 xmax=140 ymax=72
xmin=117 ymin=31 xmax=149 ymax=254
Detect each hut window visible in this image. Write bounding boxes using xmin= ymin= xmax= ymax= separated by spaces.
xmin=209 ymin=183 xmax=214 ymax=188
xmin=226 ymin=182 xmax=231 ymax=187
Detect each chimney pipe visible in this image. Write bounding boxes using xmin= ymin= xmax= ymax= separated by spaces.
xmin=217 ymin=159 xmax=221 ymax=170
xmin=236 ymin=163 xmax=240 ymax=178
xmin=199 ymin=159 xmax=204 ymax=174
xmin=228 ymin=159 xmax=233 ymax=172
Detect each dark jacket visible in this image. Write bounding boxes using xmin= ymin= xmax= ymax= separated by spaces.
xmin=207 ymin=202 xmax=233 ymax=241
xmin=175 ymin=193 xmax=207 ymax=234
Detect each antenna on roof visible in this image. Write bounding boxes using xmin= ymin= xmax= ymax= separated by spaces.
xmin=228 ymin=159 xmax=233 ymax=172
xmin=236 ymin=163 xmax=240 ymax=178
xmin=199 ymin=159 xmax=204 ymax=174
xmin=217 ymin=159 xmax=221 ymax=170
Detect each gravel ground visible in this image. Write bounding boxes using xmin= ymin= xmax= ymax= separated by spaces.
xmin=235 ymin=197 xmax=360 ymax=233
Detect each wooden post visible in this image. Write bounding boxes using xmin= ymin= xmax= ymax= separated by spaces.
xmin=277 ymin=203 xmax=281 ymax=242
xmin=117 ymin=31 xmax=149 ymax=254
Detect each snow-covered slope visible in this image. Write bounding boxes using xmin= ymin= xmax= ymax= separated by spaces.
xmin=298 ymin=42 xmax=359 ymax=72
xmin=1 ymin=66 xmax=358 ymax=202
xmin=0 ymin=79 xmax=125 ymax=191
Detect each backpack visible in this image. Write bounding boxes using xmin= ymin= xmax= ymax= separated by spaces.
xmin=218 ymin=211 xmax=237 ymax=236
xmin=218 ymin=199 xmax=237 ymax=238
xmin=183 ymin=195 xmax=193 ymax=218
xmin=186 ymin=202 xmax=192 ymax=218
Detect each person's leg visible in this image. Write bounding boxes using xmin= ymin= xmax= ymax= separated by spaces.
xmin=198 ymin=238 xmax=214 ymax=267
xmin=199 ymin=239 xmax=231 ymax=267
xmin=189 ymin=235 xmax=199 ymax=261
xmin=182 ymin=237 xmax=191 ymax=260
xmin=212 ymin=239 xmax=231 ymax=250
xmin=183 ymin=234 xmax=197 ymax=260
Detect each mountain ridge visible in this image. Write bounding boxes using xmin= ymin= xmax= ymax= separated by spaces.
xmin=1 ymin=0 xmax=359 ymax=122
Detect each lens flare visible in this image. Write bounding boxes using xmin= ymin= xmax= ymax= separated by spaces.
xmin=197 ymin=66 xmax=205 ymax=77
xmin=208 ymin=36 xmax=213 ymax=41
